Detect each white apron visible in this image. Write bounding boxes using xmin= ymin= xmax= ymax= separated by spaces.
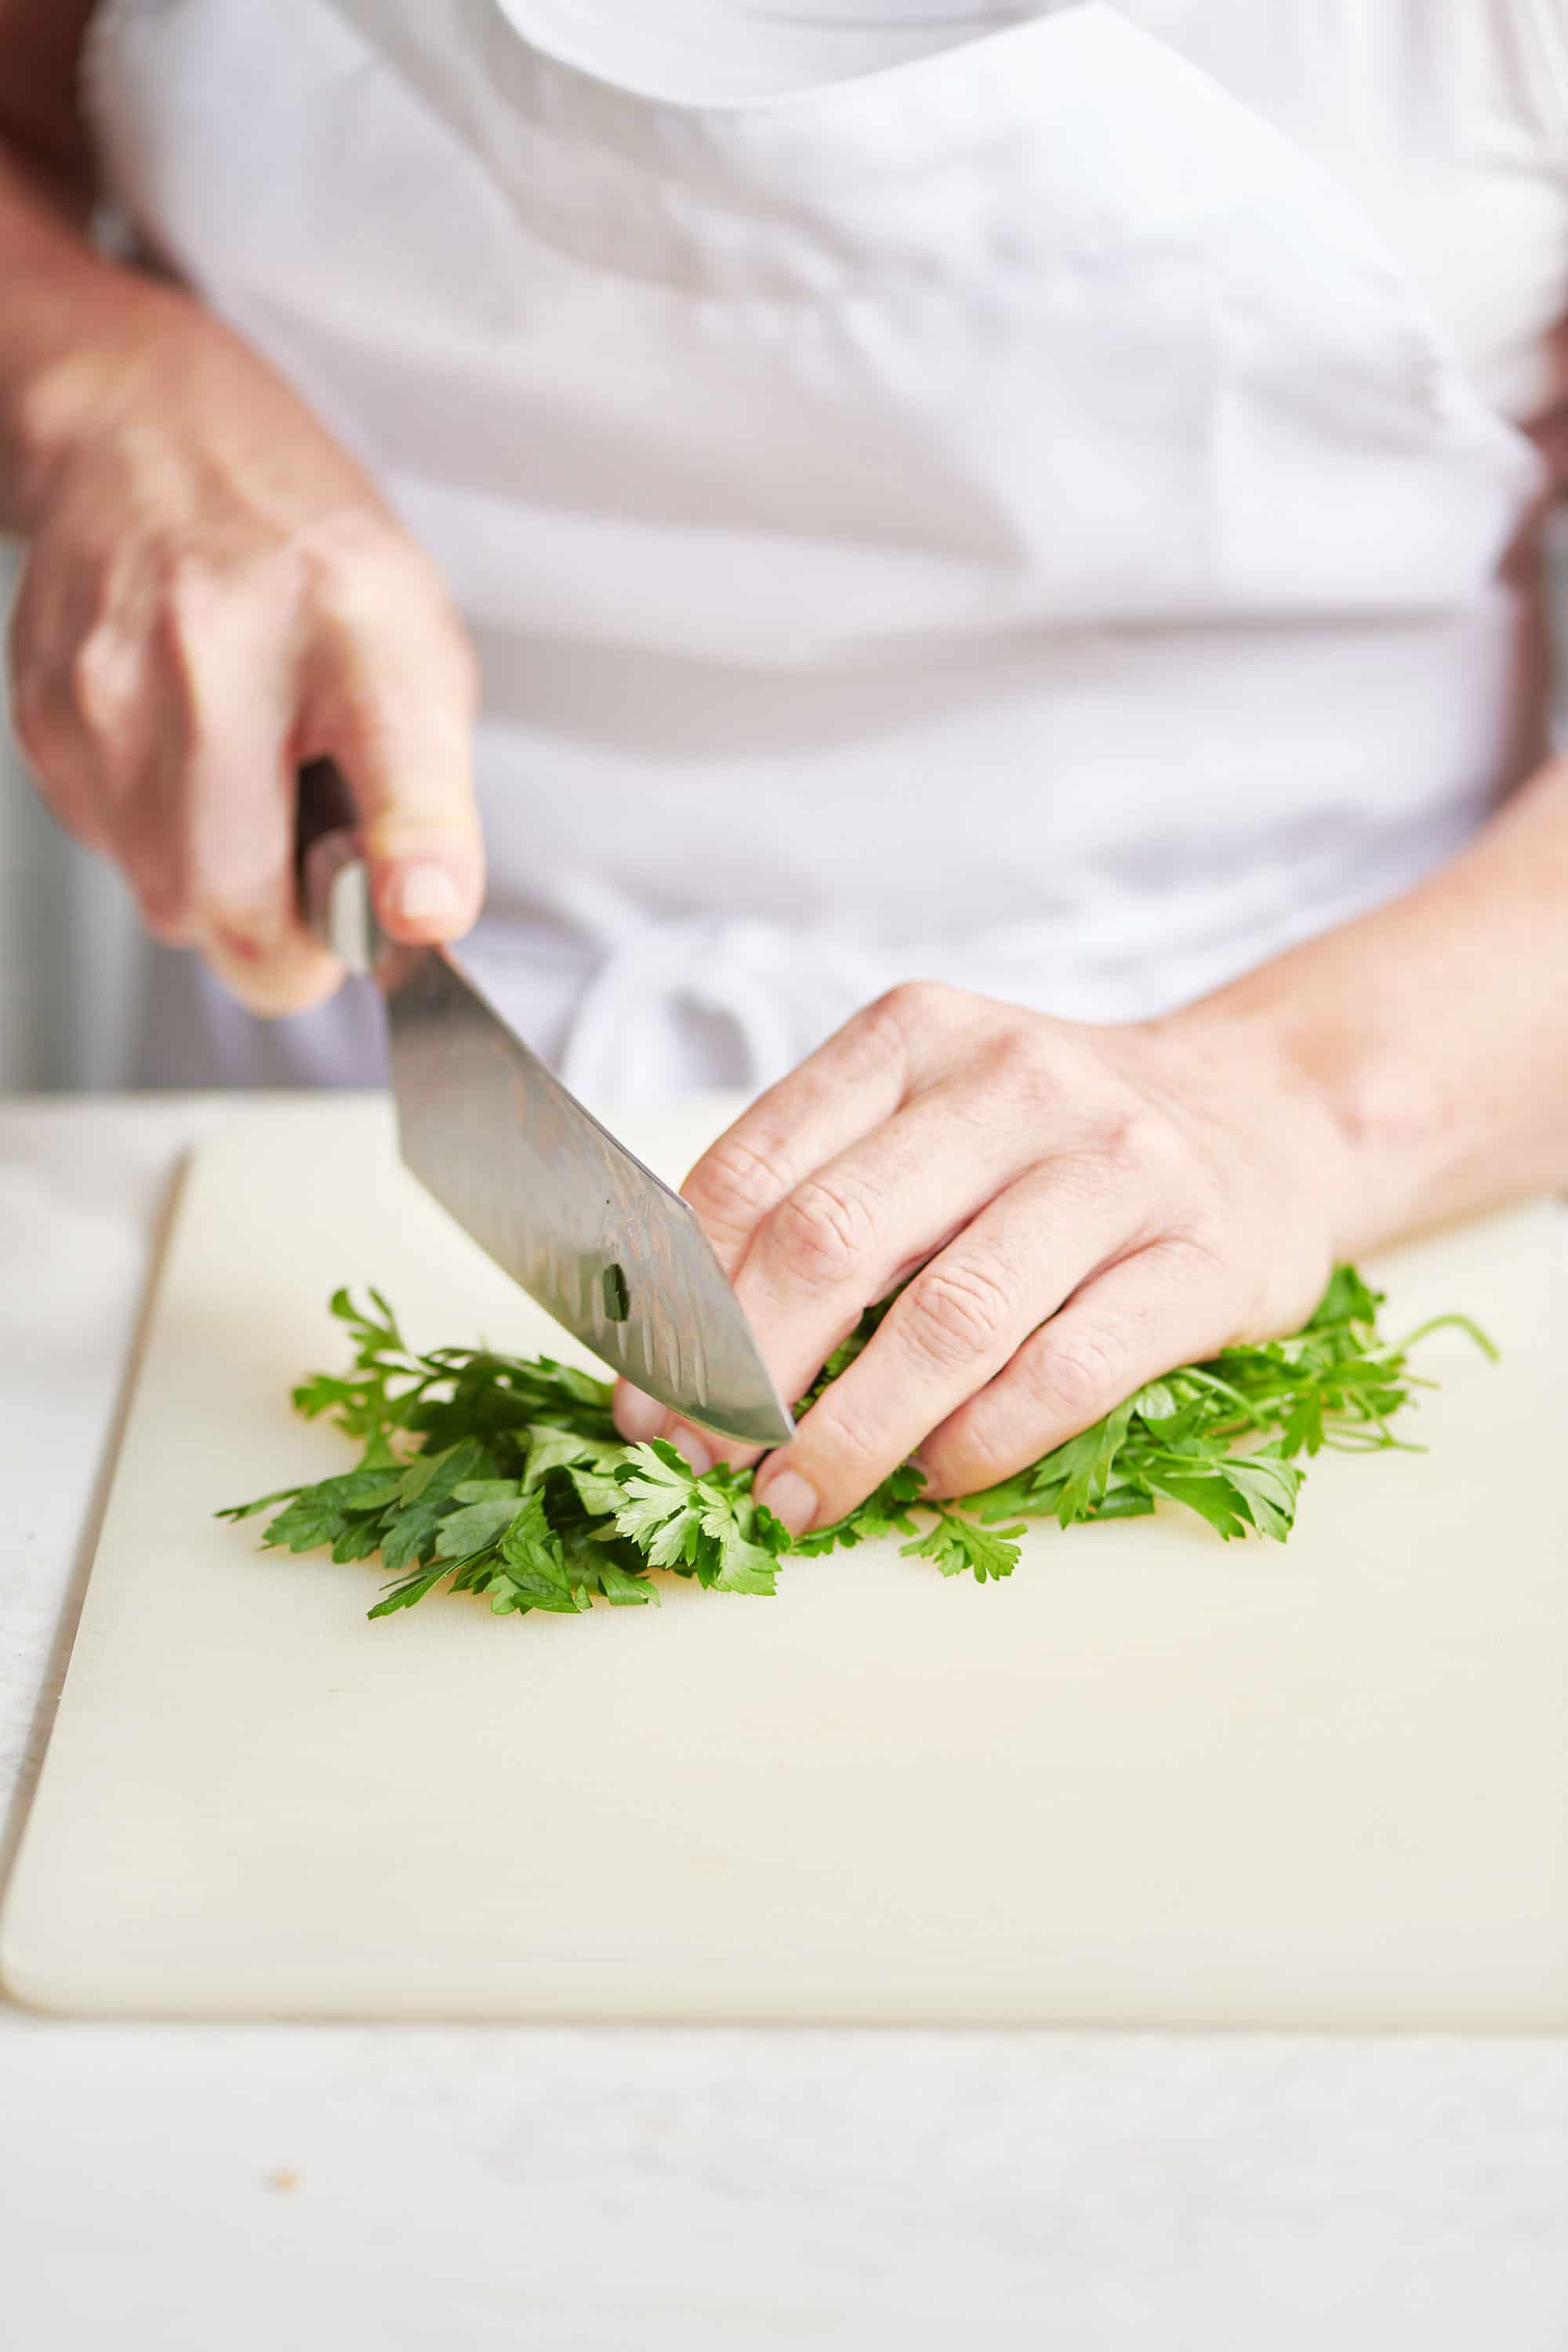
xmin=86 ymin=0 xmax=1545 ymax=1097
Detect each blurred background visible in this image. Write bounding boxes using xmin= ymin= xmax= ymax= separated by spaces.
xmin=7 ymin=524 xmax=1568 ymax=1094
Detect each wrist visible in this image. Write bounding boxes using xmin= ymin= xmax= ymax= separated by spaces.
xmin=2 ymin=267 xmax=195 ymax=528
xmin=1158 ymin=984 xmax=1439 ymax=1261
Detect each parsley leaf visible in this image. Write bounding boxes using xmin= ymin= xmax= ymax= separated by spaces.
xmin=222 ymin=1266 xmax=1490 ymax=1621
xmin=900 ymin=1509 xmax=1027 ymax=1582
xmin=612 ymin=1441 xmax=784 ymax=1594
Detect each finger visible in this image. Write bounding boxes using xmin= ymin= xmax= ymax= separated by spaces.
xmin=916 ymin=1240 xmax=1234 ymax=1499
xmin=152 ymin=601 xmax=347 ymax=1015
xmin=750 ymin=1163 xmax=1142 ymax=1534
xmin=614 ymin=982 xmax=973 ymax=1446
xmin=677 ymin=982 xmax=966 ymax=1279
xmin=6 ymin=558 xmax=124 ymax=858
xmin=10 ymin=687 xmax=114 ymax=854
xmin=13 ymin=546 xmax=317 ymax=985
xmin=299 ymin=579 xmax=483 ymax=946
xmin=737 ymin=1082 xmax=1054 ymax=1402
xmin=12 ymin=637 xmax=194 ymax=945
xmin=685 ymin=981 xmax=1015 ymax=1282
xmin=189 ymin=760 xmax=343 ymax=1017
xmin=198 ymin=913 xmax=344 ymax=1018
xmin=615 ymin=1036 xmax=1037 ymax=1454
xmin=114 ymin=820 xmax=201 ymax=949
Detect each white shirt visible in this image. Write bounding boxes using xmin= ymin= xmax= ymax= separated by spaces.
xmin=497 ymin=0 xmax=1568 ymax=423
xmin=499 ymin=3 xmax=1040 ymax=98
xmin=85 ymin=0 xmax=1568 ymax=1091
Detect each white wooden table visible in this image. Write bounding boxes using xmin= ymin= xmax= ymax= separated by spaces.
xmin=2 ymin=1094 xmax=1566 ymax=2351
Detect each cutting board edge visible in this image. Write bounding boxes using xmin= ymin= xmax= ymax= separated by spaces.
xmin=7 ymin=1943 xmax=1568 ymax=2035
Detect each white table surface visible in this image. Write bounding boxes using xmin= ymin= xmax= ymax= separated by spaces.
xmin=2 ymin=1094 xmax=1566 ymax=2352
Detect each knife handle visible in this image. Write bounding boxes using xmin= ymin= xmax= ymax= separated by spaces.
xmin=296 ymin=757 xmax=383 ymax=978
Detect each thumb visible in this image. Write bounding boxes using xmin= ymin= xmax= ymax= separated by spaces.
xmin=300 ymin=599 xmax=485 ymax=946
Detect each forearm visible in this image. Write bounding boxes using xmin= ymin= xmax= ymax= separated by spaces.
xmin=2 ymin=15 xmax=483 ymax=1014
xmin=1180 ymin=755 xmax=1568 ymax=1252
xmin=0 ymin=134 xmax=205 ymax=532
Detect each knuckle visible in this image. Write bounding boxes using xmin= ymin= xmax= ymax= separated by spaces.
xmin=308 ymin=547 xmax=390 ymax=632
xmin=833 ymin=978 xmax=967 ymax=1088
xmin=1109 ymin=1102 xmax=1184 ymax=1188
xmin=805 ymin=1383 xmax=891 ymax=1479
xmin=768 ymin=1173 xmax=878 ymax=1287
xmin=299 ymin=506 xmax=398 ymax=577
xmin=305 ymin=519 xmax=445 ymax=629
xmin=309 ymin=585 xmax=476 ymax=728
xmin=977 ymin=1025 xmax=1055 ymax=1110
xmin=873 ymin=978 xmax=959 ymax=1041
xmin=66 ymin=629 xmax=138 ymax=736
xmin=685 ymin=1131 xmax=792 ymax=1236
xmin=923 ymin=1419 xmax=1018 ymax=1498
xmin=155 ymin=545 xmax=295 ymax=674
xmin=1153 ymin=1223 xmax=1265 ymax=1334
xmin=154 ymin=571 xmax=239 ymax=710
xmin=1027 ymin=1321 xmax=1125 ymax=1425
xmin=1152 ymin=1221 xmax=1225 ymax=1283
xmin=156 ymin=553 xmax=225 ymax=646
xmin=899 ymin=1256 xmax=1014 ymax=1369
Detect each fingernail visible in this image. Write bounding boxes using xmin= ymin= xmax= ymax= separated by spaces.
xmin=756 ymin=1468 xmax=818 ymax=1537
xmin=386 ymin=862 xmax=465 ymax=931
xmin=615 ymin=1385 xmax=666 ymax=1443
xmin=664 ymin=1425 xmax=713 ymax=1475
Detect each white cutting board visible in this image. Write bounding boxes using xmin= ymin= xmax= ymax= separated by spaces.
xmin=3 ymin=1095 xmax=1566 ymax=2026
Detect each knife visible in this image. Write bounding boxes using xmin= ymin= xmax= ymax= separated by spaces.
xmin=296 ymin=760 xmax=794 ymax=1448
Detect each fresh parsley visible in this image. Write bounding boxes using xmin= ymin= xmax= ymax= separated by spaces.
xmin=219 ymin=1271 xmax=1492 ymax=1620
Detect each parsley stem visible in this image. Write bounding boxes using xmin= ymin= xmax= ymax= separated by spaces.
xmin=1179 ymin=1366 xmax=1276 ymax=1429
xmin=1394 ymin=1312 xmax=1499 ymax=1361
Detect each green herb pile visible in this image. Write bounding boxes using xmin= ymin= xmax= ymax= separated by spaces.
xmin=219 ymin=1272 xmax=1490 ymax=1621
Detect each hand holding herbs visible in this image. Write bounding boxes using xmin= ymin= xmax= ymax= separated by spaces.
xmin=220 ymin=1272 xmax=1490 ymax=1621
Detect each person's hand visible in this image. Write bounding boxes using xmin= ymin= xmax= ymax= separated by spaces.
xmin=613 ymin=982 xmax=1368 ymax=1532
xmin=8 ymin=293 xmax=481 ymax=1012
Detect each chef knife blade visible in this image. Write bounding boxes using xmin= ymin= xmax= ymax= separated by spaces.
xmin=296 ymin=760 xmax=794 ymax=1448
